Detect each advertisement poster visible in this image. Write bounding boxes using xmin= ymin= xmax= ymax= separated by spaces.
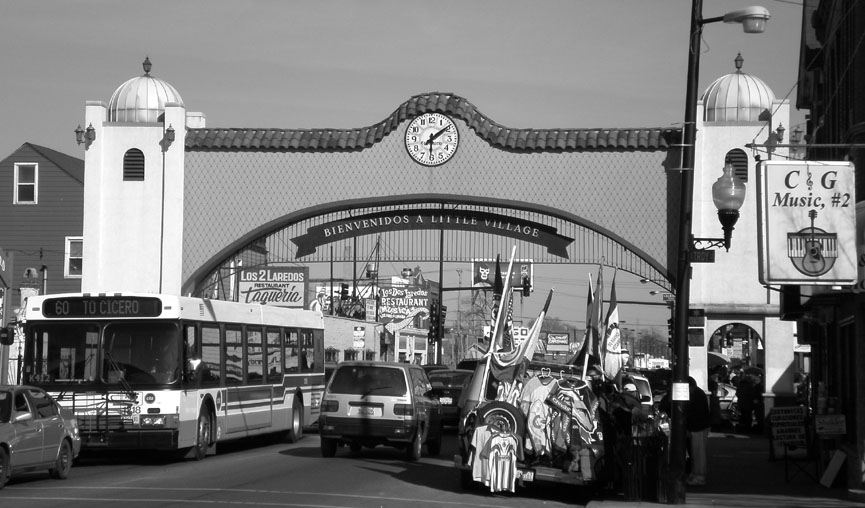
xmin=238 ymin=267 xmax=309 ymax=308
xmin=379 ymin=285 xmax=430 ymax=334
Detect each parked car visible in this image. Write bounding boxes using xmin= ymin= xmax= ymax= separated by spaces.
xmin=455 ymin=359 xmax=606 ymax=491
xmin=318 ymin=361 xmax=443 ymax=460
xmin=427 ymin=369 xmax=474 ymax=427
xmin=0 ymin=385 xmax=81 ymax=488
xmin=421 ymin=364 xmax=448 ymax=375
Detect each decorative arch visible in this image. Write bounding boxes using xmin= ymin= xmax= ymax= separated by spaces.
xmin=184 ymin=194 xmax=673 ymax=297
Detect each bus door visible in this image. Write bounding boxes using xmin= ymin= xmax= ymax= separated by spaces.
xmin=225 ymin=327 xmax=271 ymax=434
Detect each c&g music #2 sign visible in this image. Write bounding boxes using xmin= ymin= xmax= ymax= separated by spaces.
xmin=291 ymin=209 xmax=574 ymax=259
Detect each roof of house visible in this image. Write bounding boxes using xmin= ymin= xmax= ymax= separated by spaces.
xmin=185 ymin=92 xmax=681 ymax=152
xmin=9 ymin=143 xmax=85 ymax=184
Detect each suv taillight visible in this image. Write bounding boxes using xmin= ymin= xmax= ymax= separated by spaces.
xmin=394 ymin=403 xmax=413 ymax=416
xmin=321 ymin=399 xmax=339 ymax=413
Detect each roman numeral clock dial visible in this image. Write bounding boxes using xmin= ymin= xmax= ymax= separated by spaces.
xmin=404 ymin=113 xmax=460 ymax=166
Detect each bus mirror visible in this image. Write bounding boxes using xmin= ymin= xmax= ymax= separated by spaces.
xmin=0 ymin=326 xmax=13 ymax=346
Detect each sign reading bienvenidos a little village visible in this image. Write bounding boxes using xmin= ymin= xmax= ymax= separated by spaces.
xmin=291 ymin=209 xmax=574 ymax=259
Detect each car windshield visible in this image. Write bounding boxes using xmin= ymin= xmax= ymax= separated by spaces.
xmin=0 ymin=392 xmax=10 ymax=423
xmin=329 ymin=365 xmax=408 ymax=397
xmin=429 ymin=371 xmax=472 ymax=388
xmin=25 ymin=322 xmax=181 ymax=386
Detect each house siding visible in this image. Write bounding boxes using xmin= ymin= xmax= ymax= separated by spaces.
xmin=0 ymin=143 xmax=84 ymax=308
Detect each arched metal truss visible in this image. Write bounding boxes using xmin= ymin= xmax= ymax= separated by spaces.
xmin=187 ymin=195 xmax=673 ymax=298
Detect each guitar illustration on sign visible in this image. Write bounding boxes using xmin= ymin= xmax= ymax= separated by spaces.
xmin=787 ymin=209 xmax=838 ymax=277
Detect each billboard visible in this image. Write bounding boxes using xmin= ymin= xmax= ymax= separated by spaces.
xmin=757 ymin=161 xmax=857 ymax=285
xmin=470 ymin=259 xmax=533 ymax=290
xmin=237 ymin=267 xmax=309 ymax=308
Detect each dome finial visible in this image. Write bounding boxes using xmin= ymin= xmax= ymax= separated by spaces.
xmin=143 ymin=56 xmax=152 ymax=76
xmin=734 ymin=53 xmax=743 ymax=72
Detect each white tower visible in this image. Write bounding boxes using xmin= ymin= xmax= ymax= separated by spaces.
xmin=81 ymin=57 xmax=201 ymax=295
xmin=690 ymin=54 xmax=798 ymax=411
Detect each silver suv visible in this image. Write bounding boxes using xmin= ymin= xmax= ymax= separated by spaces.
xmin=318 ymin=361 xmax=443 ymax=460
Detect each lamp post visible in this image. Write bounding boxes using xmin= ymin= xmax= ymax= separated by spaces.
xmin=670 ymin=2 xmax=769 ymax=503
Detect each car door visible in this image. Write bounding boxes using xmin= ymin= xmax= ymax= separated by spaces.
xmin=410 ymin=368 xmax=441 ymax=437
xmin=27 ymin=389 xmax=65 ymax=463
xmin=10 ymin=389 xmax=43 ymax=467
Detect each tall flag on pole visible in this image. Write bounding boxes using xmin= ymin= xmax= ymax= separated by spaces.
xmin=487 ymin=247 xmax=517 ymax=355
xmin=602 ymin=269 xmax=625 ymax=379
xmin=490 ymin=289 xmax=554 ymax=377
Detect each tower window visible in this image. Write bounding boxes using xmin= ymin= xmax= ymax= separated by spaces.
xmin=123 ymin=149 xmax=145 ymax=181
xmin=725 ymin=149 xmax=748 ymax=183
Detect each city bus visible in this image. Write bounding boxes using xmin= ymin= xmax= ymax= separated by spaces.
xmin=8 ymin=292 xmax=325 ymax=459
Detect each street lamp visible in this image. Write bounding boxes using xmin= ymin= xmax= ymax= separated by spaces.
xmin=670 ymin=2 xmax=769 ymax=503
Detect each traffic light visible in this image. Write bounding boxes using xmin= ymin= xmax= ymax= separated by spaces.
xmin=521 ymin=275 xmax=531 ymax=297
xmin=339 ymin=283 xmax=349 ymax=299
xmin=667 ymin=318 xmax=674 ymax=340
xmin=429 ymin=302 xmax=439 ymax=344
xmin=440 ymin=305 xmax=447 ymax=327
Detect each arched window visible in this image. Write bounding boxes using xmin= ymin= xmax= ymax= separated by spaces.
xmin=725 ymin=148 xmax=748 ymax=183
xmin=123 ymin=149 xmax=145 ymax=181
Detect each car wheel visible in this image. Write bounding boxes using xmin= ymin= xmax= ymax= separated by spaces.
xmin=321 ymin=437 xmax=337 ymax=457
xmin=49 ymin=439 xmax=73 ymax=479
xmin=0 ymin=447 xmax=9 ymax=489
xmin=193 ymin=410 xmax=212 ymax=461
xmin=477 ymin=401 xmax=526 ymax=438
xmin=426 ymin=423 xmax=443 ymax=456
xmin=287 ymin=395 xmax=303 ymax=443
xmin=406 ymin=427 xmax=423 ymax=461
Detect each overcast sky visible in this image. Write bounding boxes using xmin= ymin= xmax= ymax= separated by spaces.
xmin=0 ymin=0 xmax=807 ymax=332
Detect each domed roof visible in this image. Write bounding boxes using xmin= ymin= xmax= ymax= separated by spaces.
xmin=702 ymin=53 xmax=775 ymax=122
xmin=108 ymin=57 xmax=184 ymax=123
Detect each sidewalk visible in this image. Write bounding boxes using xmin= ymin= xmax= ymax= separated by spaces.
xmin=587 ymin=431 xmax=865 ymax=508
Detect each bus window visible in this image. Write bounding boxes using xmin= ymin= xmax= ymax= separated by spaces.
xmin=299 ymin=330 xmax=313 ymax=373
xmin=225 ymin=327 xmax=242 ymax=385
xmin=266 ymin=329 xmax=282 ymax=383
xmin=25 ymin=323 xmax=99 ymax=384
xmin=201 ymin=325 xmax=222 ymax=385
xmin=285 ymin=330 xmax=299 ymax=373
xmin=247 ymin=327 xmax=263 ymax=383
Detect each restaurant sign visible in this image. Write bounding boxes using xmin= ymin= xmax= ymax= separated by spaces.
xmin=238 ymin=267 xmax=309 ymax=308
xmin=291 ymin=209 xmax=573 ymax=259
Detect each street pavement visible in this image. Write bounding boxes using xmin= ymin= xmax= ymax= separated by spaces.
xmin=587 ymin=430 xmax=865 ymax=508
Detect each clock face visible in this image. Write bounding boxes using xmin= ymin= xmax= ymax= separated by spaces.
xmin=404 ymin=113 xmax=459 ymax=166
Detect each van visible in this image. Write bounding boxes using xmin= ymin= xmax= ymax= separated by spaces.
xmin=319 ymin=361 xmax=443 ymax=460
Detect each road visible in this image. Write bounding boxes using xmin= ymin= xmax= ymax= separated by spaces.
xmin=2 ymin=430 xmax=590 ymax=508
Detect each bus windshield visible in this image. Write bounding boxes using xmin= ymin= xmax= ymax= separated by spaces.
xmin=25 ymin=322 xmax=181 ymax=386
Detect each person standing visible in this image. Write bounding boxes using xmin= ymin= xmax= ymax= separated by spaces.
xmin=686 ymin=376 xmax=711 ymax=486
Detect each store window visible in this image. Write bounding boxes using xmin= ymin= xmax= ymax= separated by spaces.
xmin=65 ymin=237 xmax=83 ymax=278
xmin=14 ymin=163 xmax=37 ymax=204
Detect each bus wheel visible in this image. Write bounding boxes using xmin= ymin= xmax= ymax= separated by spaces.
xmin=49 ymin=440 xmax=73 ymax=479
xmin=193 ymin=411 xmax=212 ymax=461
xmin=287 ymin=395 xmax=303 ymax=443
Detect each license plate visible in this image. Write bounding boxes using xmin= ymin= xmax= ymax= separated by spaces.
xmin=351 ymin=406 xmax=381 ymax=417
xmin=440 ymin=396 xmax=453 ymax=405
xmin=517 ymin=469 xmax=534 ymax=482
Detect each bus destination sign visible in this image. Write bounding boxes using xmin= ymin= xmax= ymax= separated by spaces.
xmin=43 ymin=296 xmax=163 ymax=318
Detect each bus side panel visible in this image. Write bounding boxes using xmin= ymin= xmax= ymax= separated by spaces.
xmin=225 ymin=386 xmax=273 ymax=434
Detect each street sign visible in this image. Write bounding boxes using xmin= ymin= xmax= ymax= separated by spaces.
xmin=690 ymin=249 xmax=715 ymax=263
xmin=661 ymin=292 xmax=675 ymax=302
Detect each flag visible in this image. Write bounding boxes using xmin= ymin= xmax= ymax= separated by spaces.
xmin=490 ymin=289 xmax=554 ymax=375
xmin=602 ymin=269 xmax=625 ymax=379
xmin=570 ymin=273 xmax=596 ymax=367
xmin=486 ymin=247 xmax=517 ymax=355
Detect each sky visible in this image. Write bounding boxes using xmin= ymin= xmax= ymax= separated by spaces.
xmin=0 ymin=0 xmax=807 ymax=335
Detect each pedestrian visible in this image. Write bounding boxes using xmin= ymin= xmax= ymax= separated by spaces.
xmin=686 ymin=376 xmax=710 ymax=486
xmin=735 ymin=373 xmax=755 ymax=433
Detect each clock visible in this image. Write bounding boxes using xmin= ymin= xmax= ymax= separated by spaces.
xmin=404 ymin=113 xmax=459 ymax=166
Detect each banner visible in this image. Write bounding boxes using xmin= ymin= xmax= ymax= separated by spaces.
xmin=379 ymin=285 xmax=430 ymax=334
xmin=292 ymin=210 xmax=573 ymax=258
xmin=237 ymin=267 xmax=308 ymax=308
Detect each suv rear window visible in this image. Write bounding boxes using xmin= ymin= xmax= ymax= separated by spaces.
xmin=329 ymin=365 xmax=408 ymax=397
